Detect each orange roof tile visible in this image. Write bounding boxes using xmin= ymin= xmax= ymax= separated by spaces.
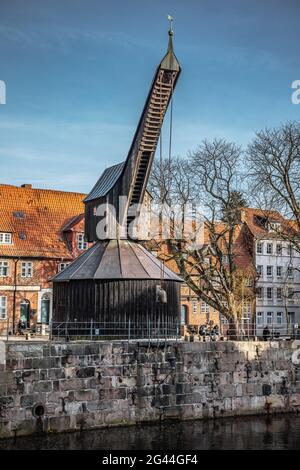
xmin=241 ymin=207 xmax=297 ymax=238
xmin=0 ymin=184 xmax=86 ymax=259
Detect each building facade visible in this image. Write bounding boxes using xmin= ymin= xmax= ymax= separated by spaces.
xmin=0 ymin=184 xmax=90 ymax=334
xmin=241 ymin=208 xmax=300 ymax=334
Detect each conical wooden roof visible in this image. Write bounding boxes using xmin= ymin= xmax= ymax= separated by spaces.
xmin=52 ymin=239 xmax=182 ymax=282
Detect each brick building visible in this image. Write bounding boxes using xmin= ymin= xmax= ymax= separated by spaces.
xmin=0 ymin=184 xmax=91 ymax=334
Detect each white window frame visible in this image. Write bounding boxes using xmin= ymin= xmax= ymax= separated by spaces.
xmin=287 ymin=267 xmax=294 ymax=279
xmin=0 ymin=260 xmax=9 ymax=277
xmin=256 ymin=242 xmax=263 ymax=254
xmin=267 ymin=287 xmax=273 ymax=300
xmin=201 ymin=302 xmax=209 ymax=314
xmin=266 ymin=265 xmax=273 ymax=277
xmin=276 ymin=243 xmax=282 ymax=255
xmin=266 ymin=243 xmax=273 ymax=255
xmin=0 ymin=296 xmax=7 ymax=319
xmin=288 ymin=288 xmax=294 ymax=302
xmin=192 ymin=299 xmax=198 ymax=314
xmin=257 ymin=265 xmax=263 ymax=276
xmin=0 ymin=232 xmax=12 ymax=245
xmin=257 ymin=287 xmax=263 ymax=299
xmin=58 ymin=262 xmax=71 ymax=272
xmin=257 ymin=311 xmax=263 ymax=326
xmin=276 ymin=288 xmax=282 ymax=300
xmin=276 ymin=266 xmax=282 ymax=278
xmin=276 ymin=312 xmax=283 ymax=325
xmin=77 ymin=233 xmax=88 ymax=251
xmin=266 ymin=311 xmax=273 ymax=325
xmin=21 ymin=261 xmax=33 ymax=278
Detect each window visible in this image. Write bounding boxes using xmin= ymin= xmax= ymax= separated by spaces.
xmin=242 ymin=303 xmax=251 ymax=321
xmin=13 ymin=211 xmax=25 ymax=219
xmin=0 ymin=296 xmax=7 ymax=319
xmin=256 ymin=242 xmax=263 ymax=254
xmin=277 ymin=288 xmax=282 ymax=300
xmin=276 ymin=266 xmax=282 ymax=277
xmin=267 ymin=287 xmax=273 ymax=300
xmin=257 ymin=265 xmax=263 ymax=276
xmin=266 ymin=266 xmax=273 ymax=277
xmin=266 ymin=243 xmax=273 ymax=255
xmin=257 ymin=312 xmax=263 ymax=325
xmin=287 ymin=267 xmax=294 ymax=278
xmin=21 ymin=262 xmax=33 ymax=278
xmin=222 ymin=255 xmax=229 ymax=264
xmin=288 ymin=288 xmax=294 ymax=301
xmin=257 ymin=287 xmax=263 ymax=299
xmin=58 ymin=262 xmax=71 ymax=272
xmin=0 ymin=261 xmax=9 ymax=277
xmin=276 ymin=244 xmax=282 ymax=255
xmin=288 ymin=244 xmax=293 ymax=256
xmin=266 ymin=312 xmax=273 ymax=325
xmin=77 ymin=233 xmax=88 ymax=250
xmin=201 ymin=302 xmax=209 ymax=314
xmin=276 ymin=312 xmax=283 ymax=325
xmin=0 ymin=232 xmax=12 ymax=244
xmin=192 ymin=299 xmax=198 ymax=314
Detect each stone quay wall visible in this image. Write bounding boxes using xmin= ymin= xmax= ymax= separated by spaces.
xmin=0 ymin=339 xmax=300 ymax=439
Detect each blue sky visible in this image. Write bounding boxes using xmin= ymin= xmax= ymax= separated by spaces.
xmin=0 ymin=0 xmax=299 ymax=193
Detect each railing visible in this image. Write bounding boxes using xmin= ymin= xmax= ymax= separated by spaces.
xmin=218 ymin=322 xmax=300 ymax=341
xmin=1 ymin=319 xmax=300 ymax=342
xmin=0 ymin=319 xmax=50 ymax=339
xmin=50 ymin=321 xmax=180 ymax=342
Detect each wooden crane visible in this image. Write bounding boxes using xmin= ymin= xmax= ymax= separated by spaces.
xmin=84 ymin=25 xmax=181 ymax=241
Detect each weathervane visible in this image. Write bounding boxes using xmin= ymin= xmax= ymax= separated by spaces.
xmin=167 ymin=15 xmax=174 ymax=35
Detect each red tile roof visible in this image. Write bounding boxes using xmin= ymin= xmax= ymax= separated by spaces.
xmin=0 ymin=184 xmax=86 ymax=258
xmin=240 ymin=207 xmax=296 ymax=238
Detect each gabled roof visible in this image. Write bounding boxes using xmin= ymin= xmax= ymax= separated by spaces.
xmin=0 ymin=184 xmax=86 ymax=258
xmin=241 ymin=207 xmax=296 ymax=238
xmin=83 ymin=162 xmax=125 ymax=203
xmin=52 ymin=239 xmax=182 ymax=282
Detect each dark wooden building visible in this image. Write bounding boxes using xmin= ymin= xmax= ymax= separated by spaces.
xmin=52 ymin=26 xmax=182 ymax=339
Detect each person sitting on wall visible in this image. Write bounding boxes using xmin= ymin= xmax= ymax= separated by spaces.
xmin=263 ymin=325 xmax=271 ymax=341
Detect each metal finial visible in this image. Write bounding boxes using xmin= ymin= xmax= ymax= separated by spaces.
xmin=167 ymin=15 xmax=174 ymax=36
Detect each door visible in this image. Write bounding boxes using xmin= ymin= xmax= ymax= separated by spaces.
xmin=181 ymin=305 xmax=188 ymax=325
xmin=20 ymin=301 xmax=30 ymax=328
xmin=41 ymin=294 xmax=50 ymax=324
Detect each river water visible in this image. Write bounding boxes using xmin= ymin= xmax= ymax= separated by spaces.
xmin=1 ymin=414 xmax=300 ymax=450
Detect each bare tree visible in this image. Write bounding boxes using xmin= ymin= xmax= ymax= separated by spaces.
xmin=247 ymin=121 xmax=300 ymax=251
xmin=148 ymin=140 xmax=256 ymax=333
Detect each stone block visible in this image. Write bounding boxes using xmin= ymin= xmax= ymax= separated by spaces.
xmin=32 ymin=380 xmax=53 ymax=393
xmin=20 ymin=393 xmax=40 ymax=407
xmin=59 ymin=378 xmax=86 ymax=391
xmin=48 ymin=415 xmax=71 ymax=433
xmin=75 ymin=367 xmax=95 ymax=378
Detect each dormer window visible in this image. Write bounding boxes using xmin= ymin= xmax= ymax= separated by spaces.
xmin=77 ymin=233 xmax=88 ymax=251
xmin=0 ymin=232 xmax=12 ymax=245
xmin=268 ymin=221 xmax=281 ymax=232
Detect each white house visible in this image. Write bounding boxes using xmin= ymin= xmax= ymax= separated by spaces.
xmin=242 ymin=208 xmax=300 ymax=335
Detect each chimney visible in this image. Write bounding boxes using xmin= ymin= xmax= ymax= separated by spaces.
xmin=21 ymin=184 xmax=32 ymax=189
